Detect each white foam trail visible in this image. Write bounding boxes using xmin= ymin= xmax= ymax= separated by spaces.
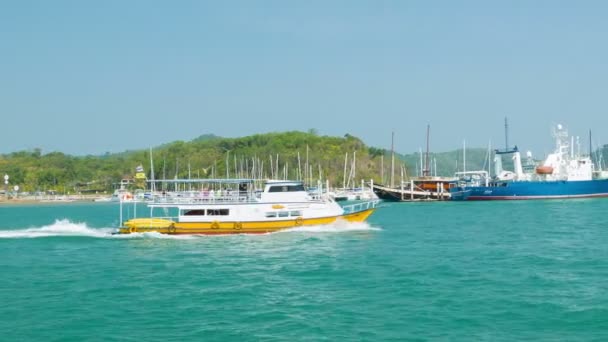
xmin=0 ymin=219 xmax=113 ymax=239
xmin=0 ymin=219 xmax=206 ymax=240
xmin=278 ymin=221 xmax=381 ymax=234
xmin=116 ymin=231 xmax=199 ymax=240
xmin=0 ymin=219 xmax=380 ymax=239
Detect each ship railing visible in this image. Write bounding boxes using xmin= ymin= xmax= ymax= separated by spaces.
xmin=341 ymin=200 xmax=380 ymax=214
xmin=149 ymin=193 xmax=258 ymax=205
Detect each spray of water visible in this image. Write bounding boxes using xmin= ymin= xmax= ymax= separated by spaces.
xmin=278 ymin=221 xmax=381 ymax=234
xmin=0 ymin=219 xmax=113 ymax=239
xmin=0 ymin=219 xmax=380 ymax=239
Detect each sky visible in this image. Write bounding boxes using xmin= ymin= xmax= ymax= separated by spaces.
xmin=1 ymin=1 xmax=608 ymax=156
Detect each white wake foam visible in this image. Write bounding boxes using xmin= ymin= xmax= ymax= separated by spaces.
xmin=0 ymin=219 xmax=204 ymax=240
xmin=0 ymin=219 xmax=380 ymax=239
xmin=278 ymin=220 xmax=381 ymax=234
xmin=116 ymin=231 xmax=199 ymax=240
xmin=0 ymin=219 xmax=114 ymax=239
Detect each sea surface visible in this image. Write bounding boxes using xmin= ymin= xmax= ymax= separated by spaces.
xmin=1 ymin=200 xmax=607 ymax=341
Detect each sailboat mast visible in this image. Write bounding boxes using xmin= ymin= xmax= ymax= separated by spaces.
xmin=419 ymin=148 xmax=423 ymax=177
xmin=463 ymin=140 xmax=466 ymax=174
xmin=149 ymin=147 xmax=155 ymax=192
xmin=305 ymin=145 xmax=309 ymax=186
xmin=343 ymin=153 xmax=348 ymax=189
xmin=424 ymin=124 xmax=430 ymax=177
xmin=297 ymin=151 xmax=302 ymax=181
xmin=353 ymin=151 xmax=356 ymax=185
xmin=390 ymin=131 xmax=395 ymax=188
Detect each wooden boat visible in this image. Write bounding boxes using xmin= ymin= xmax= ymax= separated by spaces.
xmin=372 ymin=177 xmax=455 ymax=202
xmin=374 ymin=125 xmax=455 ymax=201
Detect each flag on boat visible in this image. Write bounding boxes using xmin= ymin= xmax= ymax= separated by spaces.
xmin=135 ymin=165 xmax=146 ymax=179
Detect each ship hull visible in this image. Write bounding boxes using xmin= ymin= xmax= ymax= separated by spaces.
xmin=118 ymin=208 xmax=375 ymax=235
xmin=450 ymin=179 xmax=608 ymax=201
xmin=372 ymin=182 xmax=452 ymax=202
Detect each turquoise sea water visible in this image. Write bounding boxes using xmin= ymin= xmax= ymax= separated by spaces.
xmin=1 ymin=200 xmax=607 ymax=341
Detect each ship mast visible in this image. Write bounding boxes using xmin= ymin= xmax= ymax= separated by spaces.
xmin=505 ymin=117 xmax=509 ymax=151
xmin=423 ymin=124 xmax=430 ymax=177
xmin=390 ymin=131 xmax=395 ymax=188
xmin=589 ymin=129 xmax=593 ymax=164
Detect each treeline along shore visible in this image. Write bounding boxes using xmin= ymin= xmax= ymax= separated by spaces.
xmin=2 ymin=130 xmax=606 ymax=197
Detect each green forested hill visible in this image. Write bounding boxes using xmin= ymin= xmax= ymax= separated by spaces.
xmin=0 ymin=132 xmax=389 ymax=193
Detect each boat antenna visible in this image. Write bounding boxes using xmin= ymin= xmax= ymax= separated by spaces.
xmin=505 ymin=117 xmax=509 ymax=151
xmin=423 ymin=124 xmax=430 ymax=177
xmin=589 ymin=129 xmax=593 ymax=162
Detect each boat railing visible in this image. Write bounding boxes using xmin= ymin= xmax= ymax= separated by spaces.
xmin=341 ymin=200 xmax=380 ymax=214
xmin=149 ymin=193 xmax=258 ymax=205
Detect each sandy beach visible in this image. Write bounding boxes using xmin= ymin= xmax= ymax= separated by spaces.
xmin=0 ymin=195 xmax=109 ymax=205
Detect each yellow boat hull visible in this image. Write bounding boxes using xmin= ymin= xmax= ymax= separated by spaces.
xmin=118 ymin=208 xmax=375 ymax=235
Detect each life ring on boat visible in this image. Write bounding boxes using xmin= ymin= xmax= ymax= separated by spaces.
xmin=295 ymin=217 xmax=303 ymax=227
xmin=211 ymin=221 xmax=220 ymax=229
xmin=168 ymin=223 xmax=176 ymax=234
xmin=129 ymin=225 xmax=137 ymax=233
xmin=233 ymin=222 xmax=242 ymax=230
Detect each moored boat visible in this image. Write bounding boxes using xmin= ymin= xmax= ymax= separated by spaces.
xmin=372 ymin=125 xmax=456 ymax=201
xmin=450 ymin=124 xmax=608 ymax=200
xmin=373 ymin=177 xmax=455 ymax=201
xmin=116 ymin=179 xmax=379 ymax=235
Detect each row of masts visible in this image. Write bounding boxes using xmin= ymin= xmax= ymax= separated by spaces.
xmin=147 ymin=120 xmax=486 ymax=193
xmin=148 ymin=146 xmax=366 ymax=192
xmin=146 ymin=119 xmax=605 ymax=192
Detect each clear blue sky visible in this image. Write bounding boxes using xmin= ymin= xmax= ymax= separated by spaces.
xmin=2 ymin=1 xmax=607 ymax=156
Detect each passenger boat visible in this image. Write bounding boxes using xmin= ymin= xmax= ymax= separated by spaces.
xmin=450 ymin=124 xmax=608 ymax=200
xmin=330 ymin=180 xmax=378 ymax=202
xmin=116 ymin=179 xmax=379 ymax=234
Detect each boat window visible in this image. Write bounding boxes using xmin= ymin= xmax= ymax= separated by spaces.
xmin=184 ymin=209 xmax=205 ymax=216
xmin=278 ymin=211 xmax=289 ymax=217
xmin=290 ymin=211 xmax=302 ymax=217
xmin=268 ymin=184 xmax=305 ymax=192
xmin=265 ymin=212 xmax=277 ymax=218
xmin=207 ymin=209 xmax=229 ymax=216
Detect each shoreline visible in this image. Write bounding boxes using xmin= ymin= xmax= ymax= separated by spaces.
xmin=0 ymin=195 xmax=111 ymax=205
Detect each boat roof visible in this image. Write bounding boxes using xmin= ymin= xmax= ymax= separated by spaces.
xmin=265 ymin=180 xmax=303 ymax=185
xmin=147 ymin=178 xmax=255 ymax=184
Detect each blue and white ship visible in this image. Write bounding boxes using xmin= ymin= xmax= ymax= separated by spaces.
xmin=451 ymin=124 xmax=608 ymax=200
